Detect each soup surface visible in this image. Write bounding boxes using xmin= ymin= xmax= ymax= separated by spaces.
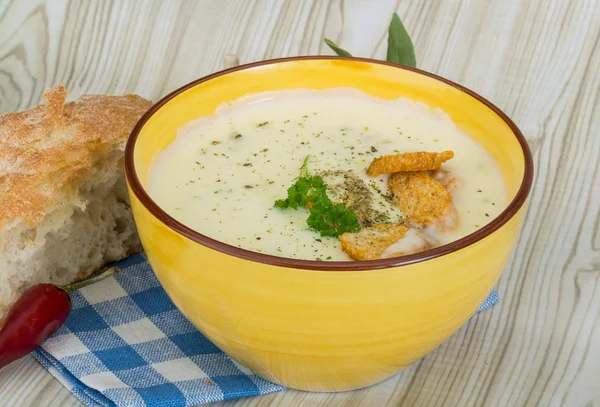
xmin=148 ymin=89 xmax=506 ymax=261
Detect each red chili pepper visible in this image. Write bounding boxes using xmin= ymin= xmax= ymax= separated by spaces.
xmin=0 ymin=267 xmax=119 ymax=369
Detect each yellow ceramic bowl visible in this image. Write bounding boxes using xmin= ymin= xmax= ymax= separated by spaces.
xmin=124 ymin=57 xmax=533 ymax=391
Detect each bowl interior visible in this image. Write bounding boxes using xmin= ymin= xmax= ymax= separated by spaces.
xmin=128 ymin=57 xmax=531 ymax=268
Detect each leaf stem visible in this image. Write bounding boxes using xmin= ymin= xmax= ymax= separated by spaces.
xmin=60 ymin=266 xmax=120 ymax=293
xmin=299 ymin=155 xmax=311 ymax=177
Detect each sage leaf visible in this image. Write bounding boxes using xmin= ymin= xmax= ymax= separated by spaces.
xmin=324 ymin=38 xmax=353 ymax=57
xmin=386 ymin=12 xmax=416 ymax=67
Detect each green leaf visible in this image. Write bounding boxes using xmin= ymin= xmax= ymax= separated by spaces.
xmin=386 ymin=12 xmax=416 ymax=67
xmin=307 ymin=202 xmax=360 ymax=237
xmin=274 ymin=173 xmax=360 ymax=237
xmin=324 ymin=38 xmax=353 ymax=57
xmin=273 ymin=176 xmax=328 ymax=209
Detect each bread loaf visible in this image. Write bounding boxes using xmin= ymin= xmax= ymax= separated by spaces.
xmin=0 ymin=85 xmax=152 ymax=318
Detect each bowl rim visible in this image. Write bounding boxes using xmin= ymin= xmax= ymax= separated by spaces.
xmin=124 ymin=56 xmax=534 ymax=271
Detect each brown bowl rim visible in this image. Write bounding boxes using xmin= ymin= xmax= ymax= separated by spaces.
xmin=124 ymin=56 xmax=534 ymax=271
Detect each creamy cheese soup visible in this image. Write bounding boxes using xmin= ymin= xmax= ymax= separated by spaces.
xmin=148 ymin=89 xmax=506 ymax=261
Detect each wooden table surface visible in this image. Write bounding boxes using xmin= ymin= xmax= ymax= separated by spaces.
xmin=1 ymin=0 xmax=599 ymax=406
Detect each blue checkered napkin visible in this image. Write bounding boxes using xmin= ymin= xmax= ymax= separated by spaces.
xmin=478 ymin=288 xmax=500 ymax=311
xmin=31 ymin=253 xmax=285 ymax=407
xmin=31 ymin=253 xmax=498 ymax=407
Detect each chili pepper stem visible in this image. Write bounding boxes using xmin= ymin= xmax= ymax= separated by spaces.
xmin=60 ymin=266 xmax=120 ymax=293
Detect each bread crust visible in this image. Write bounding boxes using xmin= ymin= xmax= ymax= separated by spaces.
xmin=0 ymin=85 xmax=152 ymax=227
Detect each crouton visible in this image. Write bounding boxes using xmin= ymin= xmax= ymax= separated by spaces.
xmin=388 ymin=171 xmax=458 ymax=231
xmin=339 ymin=223 xmax=434 ymax=260
xmin=366 ymin=151 xmax=454 ymax=177
xmin=339 ymin=223 xmax=408 ymax=260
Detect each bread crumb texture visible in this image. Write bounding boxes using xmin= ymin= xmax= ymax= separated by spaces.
xmin=388 ymin=171 xmax=459 ymax=231
xmin=339 ymin=223 xmax=409 ymax=260
xmin=0 ymin=85 xmax=151 ymax=317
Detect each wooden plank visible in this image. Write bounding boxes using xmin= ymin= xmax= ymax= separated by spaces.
xmin=0 ymin=0 xmax=598 ymax=406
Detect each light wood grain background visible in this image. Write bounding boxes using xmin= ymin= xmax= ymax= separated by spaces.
xmin=0 ymin=0 xmax=599 ymax=406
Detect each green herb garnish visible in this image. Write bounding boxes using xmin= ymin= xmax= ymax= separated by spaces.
xmin=306 ymin=200 xmax=360 ymax=237
xmin=274 ymin=176 xmax=325 ymax=209
xmin=274 ymin=156 xmax=360 ymax=237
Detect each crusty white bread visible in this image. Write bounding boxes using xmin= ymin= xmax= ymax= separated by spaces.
xmin=0 ymin=85 xmax=152 ymax=318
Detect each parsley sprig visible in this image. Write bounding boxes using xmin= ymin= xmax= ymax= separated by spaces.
xmin=274 ymin=156 xmax=360 ymax=237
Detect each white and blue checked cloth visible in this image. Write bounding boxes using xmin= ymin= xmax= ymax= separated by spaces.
xmin=32 ymin=253 xmax=499 ymax=407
